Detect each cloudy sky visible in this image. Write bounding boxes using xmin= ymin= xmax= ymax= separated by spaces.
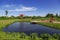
xmin=0 ymin=0 xmax=60 ymax=16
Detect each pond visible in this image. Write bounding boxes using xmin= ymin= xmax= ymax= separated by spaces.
xmin=2 ymin=22 xmax=60 ymax=35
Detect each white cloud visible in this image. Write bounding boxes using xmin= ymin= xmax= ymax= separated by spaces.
xmin=0 ymin=4 xmax=37 ymax=11
xmin=8 ymin=6 xmax=37 ymax=11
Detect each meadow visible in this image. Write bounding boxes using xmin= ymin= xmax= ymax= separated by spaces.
xmin=37 ymin=22 xmax=60 ymax=30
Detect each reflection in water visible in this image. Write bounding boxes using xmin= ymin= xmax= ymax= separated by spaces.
xmin=19 ymin=22 xmax=23 ymax=32
xmin=2 ymin=22 xmax=60 ymax=35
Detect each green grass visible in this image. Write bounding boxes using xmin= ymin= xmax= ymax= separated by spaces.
xmin=0 ymin=32 xmax=59 ymax=40
xmin=37 ymin=22 xmax=60 ymax=30
xmin=0 ymin=19 xmax=18 ymax=30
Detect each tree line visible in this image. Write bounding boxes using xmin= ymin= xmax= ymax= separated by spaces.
xmin=0 ymin=11 xmax=60 ymax=19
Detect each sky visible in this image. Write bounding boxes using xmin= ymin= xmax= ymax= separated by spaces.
xmin=0 ymin=0 xmax=60 ymax=16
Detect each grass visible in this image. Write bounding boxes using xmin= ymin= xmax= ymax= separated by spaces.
xmin=37 ymin=22 xmax=60 ymax=30
xmin=0 ymin=19 xmax=18 ymax=30
xmin=0 ymin=19 xmax=60 ymax=40
xmin=0 ymin=32 xmax=59 ymax=40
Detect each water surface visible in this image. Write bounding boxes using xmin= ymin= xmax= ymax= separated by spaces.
xmin=3 ymin=22 xmax=60 ymax=35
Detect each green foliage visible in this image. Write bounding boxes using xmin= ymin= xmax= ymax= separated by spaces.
xmin=45 ymin=13 xmax=54 ymax=17
xmin=56 ymin=14 xmax=58 ymax=17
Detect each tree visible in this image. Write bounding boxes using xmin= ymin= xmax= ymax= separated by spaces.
xmin=49 ymin=15 xmax=54 ymax=23
xmin=58 ymin=15 xmax=60 ymax=18
xmin=5 ymin=10 xmax=8 ymax=18
xmin=56 ymin=13 xmax=58 ymax=17
xmin=10 ymin=15 xmax=15 ymax=19
xmin=45 ymin=13 xmax=54 ymax=23
xmin=16 ymin=16 xmax=20 ymax=19
xmin=46 ymin=13 xmax=54 ymax=17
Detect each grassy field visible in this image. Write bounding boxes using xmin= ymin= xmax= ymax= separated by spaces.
xmin=0 ymin=19 xmax=18 ymax=30
xmin=0 ymin=19 xmax=60 ymax=40
xmin=37 ymin=22 xmax=60 ymax=30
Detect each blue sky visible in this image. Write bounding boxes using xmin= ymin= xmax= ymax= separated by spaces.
xmin=0 ymin=0 xmax=60 ymax=16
